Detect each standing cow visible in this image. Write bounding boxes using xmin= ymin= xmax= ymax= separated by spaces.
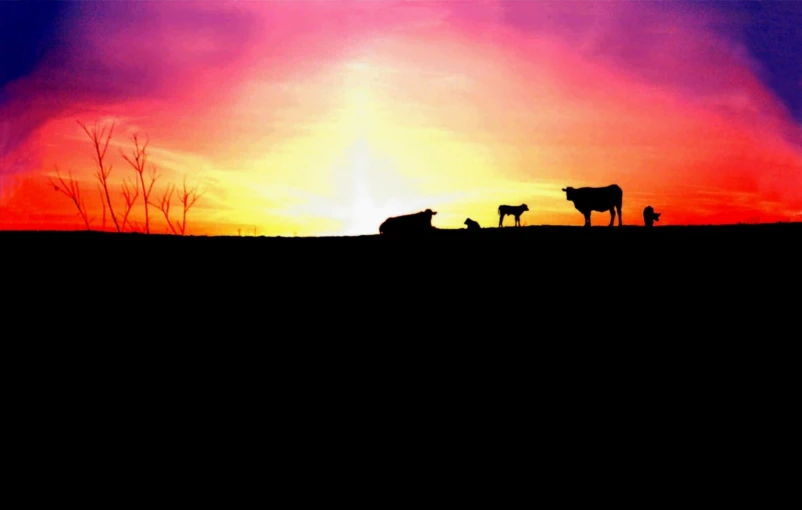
xmin=561 ymin=184 xmax=623 ymax=227
xmin=379 ymin=209 xmax=438 ymax=235
xmin=498 ymin=204 xmax=529 ymax=227
xmin=643 ymin=206 xmax=661 ymax=227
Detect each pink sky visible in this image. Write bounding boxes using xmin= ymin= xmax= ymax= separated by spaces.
xmin=1 ymin=0 xmax=800 ymax=234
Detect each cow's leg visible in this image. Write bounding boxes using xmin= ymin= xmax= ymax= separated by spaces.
xmin=617 ymin=204 xmax=622 ymax=226
xmin=609 ymin=208 xmax=615 ymax=227
xmin=514 ymin=215 xmax=519 ymax=226
xmin=499 ymin=214 xmax=503 ymax=227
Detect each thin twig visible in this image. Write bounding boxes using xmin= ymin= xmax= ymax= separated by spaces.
xmin=49 ymin=165 xmax=90 ymax=230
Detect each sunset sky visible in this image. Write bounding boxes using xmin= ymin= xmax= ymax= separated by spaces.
xmin=1 ymin=0 xmax=800 ymax=235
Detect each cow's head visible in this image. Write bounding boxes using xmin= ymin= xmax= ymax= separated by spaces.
xmin=522 ymin=204 xmax=529 ymax=211
xmin=424 ymin=209 xmax=437 ymax=216
xmin=464 ymin=218 xmax=471 ymax=225
xmin=562 ymin=187 xmax=575 ymax=201
xmin=654 ymin=212 xmax=661 ymax=221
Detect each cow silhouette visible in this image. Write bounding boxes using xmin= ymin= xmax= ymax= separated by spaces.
xmin=498 ymin=204 xmax=528 ymax=227
xmin=643 ymin=206 xmax=661 ymax=227
xmin=464 ymin=218 xmax=480 ymax=230
xmin=379 ymin=209 xmax=437 ymax=235
xmin=562 ymin=185 xmax=623 ymax=227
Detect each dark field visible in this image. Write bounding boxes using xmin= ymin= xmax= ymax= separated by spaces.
xmin=3 ymin=221 xmax=802 ymax=243
xmin=4 ymin=222 xmax=798 ymax=278
xmin=4 ymin=224 xmax=797 ymax=379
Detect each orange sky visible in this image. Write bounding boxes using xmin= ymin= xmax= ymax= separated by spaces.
xmin=1 ymin=0 xmax=801 ymax=235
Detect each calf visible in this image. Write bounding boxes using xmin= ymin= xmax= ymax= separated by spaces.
xmin=379 ymin=209 xmax=438 ymax=235
xmin=643 ymin=206 xmax=661 ymax=227
xmin=561 ymin=184 xmax=623 ymax=227
xmin=498 ymin=204 xmax=528 ymax=227
xmin=464 ymin=218 xmax=480 ymax=230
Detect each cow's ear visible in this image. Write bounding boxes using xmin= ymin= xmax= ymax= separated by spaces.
xmin=561 ymin=188 xmax=566 ymax=192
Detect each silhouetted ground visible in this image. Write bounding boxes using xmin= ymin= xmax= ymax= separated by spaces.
xmin=5 ymin=223 xmax=796 ymax=395
xmin=4 ymin=222 xmax=797 ymax=278
xmin=4 ymin=223 xmax=800 ymax=264
xmin=4 ymin=221 xmax=802 ymax=243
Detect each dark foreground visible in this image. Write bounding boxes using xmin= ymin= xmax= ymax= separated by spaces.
xmin=4 ymin=221 xmax=801 ymax=242
xmin=3 ymin=222 xmax=800 ymax=257
xmin=4 ymin=222 xmax=798 ymax=280
xmin=4 ymin=224 xmax=798 ymax=399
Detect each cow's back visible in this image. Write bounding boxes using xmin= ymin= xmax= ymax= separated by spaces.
xmin=379 ymin=211 xmax=432 ymax=234
xmin=575 ymin=185 xmax=621 ymax=211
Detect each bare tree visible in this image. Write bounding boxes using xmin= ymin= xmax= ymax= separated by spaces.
xmin=176 ymin=175 xmax=202 ymax=236
xmin=77 ymin=120 xmax=119 ymax=232
xmin=152 ymin=182 xmax=178 ymax=235
xmin=121 ymin=134 xmax=159 ymax=233
xmin=120 ymin=178 xmax=139 ymax=231
xmin=50 ymin=165 xmax=90 ymax=230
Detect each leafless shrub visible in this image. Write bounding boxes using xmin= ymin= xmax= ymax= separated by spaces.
xmin=77 ymin=120 xmax=119 ymax=231
xmin=50 ymin=165 xmax=90 ymax=230
xmin=121 ymin=134 xmax=159 ymax=233
xmin=51 ymin=120 xmax=203 ymax=234
xmin=176 ymin=175 xmax=202 ymax=236
xmin=151 ymin=182 xmax=177 ymax=235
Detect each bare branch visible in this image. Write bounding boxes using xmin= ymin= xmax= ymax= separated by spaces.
xmin=49 ymin=165 xmax=90 ymax=230
xmin=176 ymin=175 xmax=202 ymax=235
xmin=78 ymin=119 xmax=119 ymax=231
xmin=121 ymin=133 xmax=158 ymax=234
xmin=150 ymin=183 xmax=177 ymax=235
xmin=147 ymin=164 xmax=159 ymax=196
xmin=120 ymin=178 xmax=140 ymax=232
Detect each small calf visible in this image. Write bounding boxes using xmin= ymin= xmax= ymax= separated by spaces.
xmin=643 ymin=206 xmax=661 ymax=227
xmin=464 ymin=218 xmax=480 ymax=230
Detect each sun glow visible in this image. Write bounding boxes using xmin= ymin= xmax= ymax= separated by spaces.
xmin=282 ymin=59 xmax=435 ymax=236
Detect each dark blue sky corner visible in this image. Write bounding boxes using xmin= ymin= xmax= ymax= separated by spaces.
xmin=718 ymin=1 xmax=802 ymax=124
xmin=0 ymin=2 xmax=67 ymax=89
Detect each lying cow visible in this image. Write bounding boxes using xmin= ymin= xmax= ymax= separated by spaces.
xmin=562 ymin=184 xmax=623 ymax=227
xmin=643 ymin=206 xmax=661 ymax=227
xmin=464 ymin=218 xmax=480 ymax=230
xmin=379 ymin=209 xmax=438 ymax=235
